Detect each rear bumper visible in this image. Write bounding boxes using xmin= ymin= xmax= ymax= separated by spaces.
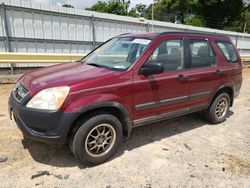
xmin=8 ymin=93 xmax=75 ymax=145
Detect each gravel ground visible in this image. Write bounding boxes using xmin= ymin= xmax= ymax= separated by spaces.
xmin=0 ymin=70 xmax=249 ymax=187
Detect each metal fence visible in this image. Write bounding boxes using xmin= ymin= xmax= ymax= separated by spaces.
xmin=1 ymin=0 xmax=250 ymax=72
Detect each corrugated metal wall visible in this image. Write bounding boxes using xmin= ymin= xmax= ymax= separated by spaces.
xmin=0 ymin=0 xmax=250 ymax=68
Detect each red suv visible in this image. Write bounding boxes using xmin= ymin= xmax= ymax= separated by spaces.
xmin=9 ymin=32 xmax=242 ymax=164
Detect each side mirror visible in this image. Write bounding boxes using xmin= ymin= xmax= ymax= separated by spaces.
xmin=139 ymin=61 xmax=164 ymax=76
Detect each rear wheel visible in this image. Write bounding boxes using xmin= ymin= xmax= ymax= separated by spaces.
xmin=71 ymin=114 xmax=122 ymax=165
xmin=205 ymin=93 xmax=230 ymax=124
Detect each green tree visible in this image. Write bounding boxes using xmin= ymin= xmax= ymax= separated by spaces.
xmin=62 ymin=4 xmax=74 ymax=8
xmin=185 ymin=16 xmax=205 ymax=27
xmin=144 ymin=4 xmax=153 ymax=20
xmin=85 ymin=1 xmax=109 ymax=13
xmin=85 ymin=0 xmax=249 ymax=32
xmin=150 ymin=0 xmax=196 ymax=23
xmin=243 ymin=5 xmax=250 ymax=33
xmin=107 ymin=0 xmax=129 ymax=16
xmin=86 ymin=0 xmax=131 ymax=16
xmin=135 ymin=3 xmax=147 ymax=17
xmin=128 ymin=7 xmax=138 ymax=17
xmin=196 ymin=0 xmax=246 ymax=29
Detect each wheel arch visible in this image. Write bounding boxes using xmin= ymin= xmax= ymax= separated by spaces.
xmin=210 ymin=84 xmax=234 ymax=107
xmin=66 ymin=102 xmax=132 ymax=142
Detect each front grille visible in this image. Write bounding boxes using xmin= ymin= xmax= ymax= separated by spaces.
xmin=13 ymin=82 xmax=29 ymax=102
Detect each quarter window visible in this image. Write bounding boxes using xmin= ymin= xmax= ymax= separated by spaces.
xmin=217 ymin=41 xmax=238 ymax=63
xmin=189 ymin=40 xmax=216 ymax=68
xmin=148 ymin=39 xmax=184 ymax=72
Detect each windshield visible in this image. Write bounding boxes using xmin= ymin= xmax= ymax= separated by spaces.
xmin=82 ymin=37 xmax=152 ymax=71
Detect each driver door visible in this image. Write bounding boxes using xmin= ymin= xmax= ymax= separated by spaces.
xmin=133 ymin=37 xmax=189 ymax=124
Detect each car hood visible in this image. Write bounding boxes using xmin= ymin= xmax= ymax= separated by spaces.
xmin=19 ymin=62 xmax=118 ymax=95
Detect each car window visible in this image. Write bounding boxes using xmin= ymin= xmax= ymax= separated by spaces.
xmin=148 ymin=39 xmax=184 ymax=72
xmin=82 ymin=37 xmax=151 ymax=71
xmin=188 ymin=40 xmax=216 ymax=68
xmin=217 ymin=41 xmax=238 ymax=63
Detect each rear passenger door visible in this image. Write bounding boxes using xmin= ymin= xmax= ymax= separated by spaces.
xmin=185 ymin=38 xmax=223 ymax=109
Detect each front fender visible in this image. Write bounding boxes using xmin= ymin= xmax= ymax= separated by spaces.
xmin=62 ymin=93 xmax=129 ymax=113
xmin=61 ymin=93 xmax=133 ymax=138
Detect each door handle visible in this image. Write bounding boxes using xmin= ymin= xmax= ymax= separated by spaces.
xmin=177 ymin=74 xmax=189 ymax=81
xmin=216 ymin=69 xmax=224 ymax=75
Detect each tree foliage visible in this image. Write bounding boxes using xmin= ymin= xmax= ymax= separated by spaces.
xmin=86 ymin=0 xmax=130 ymax=16
xmin=135 ymin=3 xmax=147 ymax=17
xmin=196 ymin=0 xmax=245 ymax=29
xmin=185 ymin=17 xmax=205 ymax=27
xmin=84 ymin=0 xmax=250 ymax=32
xmin=62 ymin=4 xmax=74 ymax=8
xmin=152 ymin=0 xmax=196 ymax=23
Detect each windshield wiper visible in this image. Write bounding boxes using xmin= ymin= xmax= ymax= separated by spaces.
xmin=85 ymin=62 xmax=116 ymax=71
xmin=86 ymin=63 xmax=103 ymax=68
xmin=86 ymin=63 xmax=112 ymax=70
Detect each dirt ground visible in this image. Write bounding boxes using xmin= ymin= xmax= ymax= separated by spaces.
xmin=0 ymin=70 xmax=250 ymax=188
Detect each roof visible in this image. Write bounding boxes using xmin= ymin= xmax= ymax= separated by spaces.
xmin=117 ymin=32 xmax=159 ymax=39
xmin=117 ymin=31 xmax=230 ymax=40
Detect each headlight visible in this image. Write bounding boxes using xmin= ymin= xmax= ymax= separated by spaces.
xmin=26 ymin=86 xmax=70 ymax=110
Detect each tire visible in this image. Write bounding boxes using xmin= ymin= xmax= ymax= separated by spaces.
xmin=71 ymin=113 xmax=123 ymax=165
xmin=205 ymin=93 xmax=230 ymax=124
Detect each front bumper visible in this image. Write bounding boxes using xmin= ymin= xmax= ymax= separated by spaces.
xmin=8 ymin=93 xmax=75 ymax=144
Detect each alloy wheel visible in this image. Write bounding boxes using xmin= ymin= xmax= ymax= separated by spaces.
xmin=215 ymin=97 xmax=228 ymax=118
xmin=85 ymin=124 xmax=116 ymax=157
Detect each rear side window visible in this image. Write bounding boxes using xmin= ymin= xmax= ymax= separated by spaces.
xmin=217 ymin=41 xmax=238 ymax=63
xmin=188 ymin=40 xmax=216 ymax=68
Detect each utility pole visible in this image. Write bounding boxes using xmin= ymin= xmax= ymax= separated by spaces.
xmin=151 ymin=0 xmax=157 ymax=32
xmin=1 ymin=3 xmax=14 ymax=75
xmin=152 ymin=1 xmax=154 ymax=32
xmin=240 ymin=23 xmax=247 ymax=54
xmin=243 ymin=22 xmax=247 ymax=33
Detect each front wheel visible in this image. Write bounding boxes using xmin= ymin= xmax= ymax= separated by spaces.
xmin=71 ymin=114 xmax=123 ymax=165
xmin=205 ymin=93 xmax=230 ymax=124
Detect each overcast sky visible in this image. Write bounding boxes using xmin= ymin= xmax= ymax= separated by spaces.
xmin=34 ymin=0 xmax=153 ymax=9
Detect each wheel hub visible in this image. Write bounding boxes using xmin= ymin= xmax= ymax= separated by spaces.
xmin=97 ymin=135 xmax=106 ymax=144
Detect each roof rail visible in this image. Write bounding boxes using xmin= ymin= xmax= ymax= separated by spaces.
xmin=158 ymin=31 xmax=228 ymax=38
xmin=117 ymin=33 xmax=132 ymax=36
